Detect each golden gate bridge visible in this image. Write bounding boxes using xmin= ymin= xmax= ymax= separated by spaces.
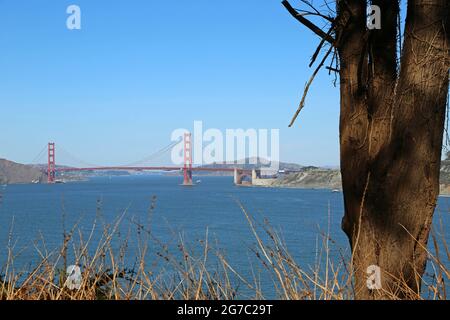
xmin=37 ymin=133 xmax=253 ymax=186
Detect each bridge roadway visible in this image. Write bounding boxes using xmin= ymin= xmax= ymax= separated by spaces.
xmin=55 ymin=166 xmax=244 ymax=173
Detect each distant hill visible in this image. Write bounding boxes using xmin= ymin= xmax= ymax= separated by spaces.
xmin=438 ymin=154 xmax=450 ymax=195
xmin=439 ymin=156 xmax=450 ymax=183
xmin=268 ymin=168 xmax=342 ymax=190
xmin=0 ymin=159 xmax=46 ymax=184
xmin=269 ymin=155 xmax=450 ymax=194
xmin=198 ymin=157 xmax=306 ymax=172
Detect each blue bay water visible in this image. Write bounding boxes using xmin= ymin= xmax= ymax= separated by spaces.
xmin=0 ymin=175 xmax=449 ymax=298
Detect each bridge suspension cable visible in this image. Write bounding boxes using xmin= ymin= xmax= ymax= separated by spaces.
xmin=57 ymin=145 xmax=100 ymax=168
xmin=122 ymin=139 xmax=181 ymax=167
xmin=31 ymin=145 xmax=48 ymax=164
xmin=42 ymin=139 xmax=181 ymax=169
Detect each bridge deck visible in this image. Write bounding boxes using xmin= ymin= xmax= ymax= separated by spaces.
xmin=55 ymin=166 xmax=248 ymax=173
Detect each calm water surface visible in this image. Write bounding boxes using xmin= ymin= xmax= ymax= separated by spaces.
xmin=0 ymin=176 xmax=449 ymax=297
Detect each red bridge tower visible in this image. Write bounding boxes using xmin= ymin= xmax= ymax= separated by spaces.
xmin=183 ymin=133 xmax=193 ymax=186
xmin=47 ymin=142 xmax=56 ymax=183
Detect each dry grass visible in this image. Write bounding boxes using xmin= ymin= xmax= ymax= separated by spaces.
xmin=0 ymin=201 xmax=448 ymax=300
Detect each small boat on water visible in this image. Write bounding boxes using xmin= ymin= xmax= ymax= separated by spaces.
xmin=195 ymin=179 xmax=202 ymax=184
xmin=331 ymin=189 xmax=340 ymax=193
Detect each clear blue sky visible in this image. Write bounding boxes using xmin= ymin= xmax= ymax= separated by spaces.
xmin=0 ymin=0 xmax=341 ymax=167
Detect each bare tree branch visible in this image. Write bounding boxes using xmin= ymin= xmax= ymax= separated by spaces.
xmin=282 ymin=0 xmax=335 ymax=45
xmin=288 ymin=45 xmax=333 ymax=127
xmin=299 ymin=0 xmax=334 ymax=22
xmin=310 ymin=22 xmax=336 ymax=67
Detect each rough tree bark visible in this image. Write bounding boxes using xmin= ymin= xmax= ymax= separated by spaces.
xmin=283 ymin=0 xmax=449 ymax=299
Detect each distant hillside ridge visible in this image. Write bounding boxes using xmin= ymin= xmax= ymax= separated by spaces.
xmin=198 ymin=157 xmax=306 ymax=171
xmin=270 ymin=154 xmax=450 ymax=195
xmin=0 ymin=159 xmax=46 ymax=184
xmin=268 ymin=168 xmax=342 ymax=190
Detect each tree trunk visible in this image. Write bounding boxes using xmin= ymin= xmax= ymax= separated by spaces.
xmin=338 ymin=0 xmax=449 ymax=299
